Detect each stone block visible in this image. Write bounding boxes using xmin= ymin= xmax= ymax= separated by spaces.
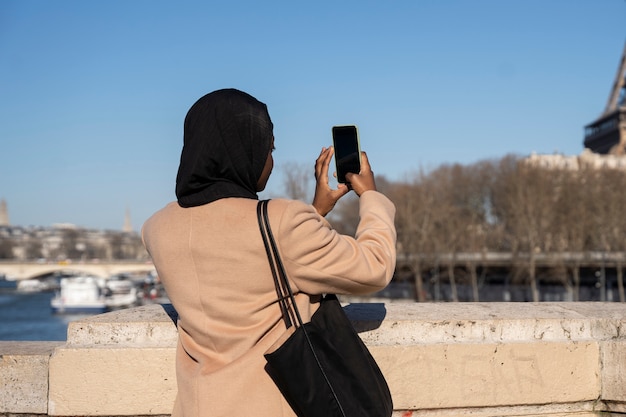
xmin=49 ymin=304 xmax=178 ymax=416
xmin=0 ymin=341 xmax=62 ymax=414
xmin=373 ymin=341 xmax=600 ymax=411
xmin=601 ymin=340 xmax=626 ymax=402
xmin=66 ymin=303 xmax=178 ymax=347
xmin=48 ymin=346 xmax=176 ymax=416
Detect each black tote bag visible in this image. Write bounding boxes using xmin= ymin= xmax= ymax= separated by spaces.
xmin=257 ymin=200 xmax=393 ymax=417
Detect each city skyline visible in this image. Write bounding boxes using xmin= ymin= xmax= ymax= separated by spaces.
xmin=1 ymin=0 xmax=625 ymax=230
xmin=0 ymin=198 xmax=132 ymax=231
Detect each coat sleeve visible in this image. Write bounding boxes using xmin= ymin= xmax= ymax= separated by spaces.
xmin=271 ymin=190 xmax=397 ymax=296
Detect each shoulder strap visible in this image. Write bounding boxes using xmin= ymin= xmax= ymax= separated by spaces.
xmin=257 ymin=200 xmax=304 ymax=329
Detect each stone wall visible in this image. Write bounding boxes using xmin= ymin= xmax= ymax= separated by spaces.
xmin=2 ymin=302 xmax=626 ymax=417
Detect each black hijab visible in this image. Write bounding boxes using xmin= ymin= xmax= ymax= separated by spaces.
xmin=175 ymin=89 xmax=274 ymax=207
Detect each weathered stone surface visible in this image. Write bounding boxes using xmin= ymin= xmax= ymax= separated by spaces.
xmin=66 ymin=303 xmax=178 ymax=347
xmin=601 ymin=340 xmax=626 ymax=403
xmin=373 ymin=341 xmax=599 ymax=410
xmin=4 ymin=302 xmax=626 ymax=416
xmin=348 ymin=301 xmax=626 ymax=344
xmin=0 ymin=341 xmax=63 ymax=414
xmin=48 ymin=346 xmax=176 ymax=416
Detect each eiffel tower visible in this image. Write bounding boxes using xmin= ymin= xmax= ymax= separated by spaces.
xmin=583 ymin=41 xmax=626 ymax=154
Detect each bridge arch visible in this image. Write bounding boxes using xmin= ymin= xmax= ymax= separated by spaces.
xmin=0 ymin=261 xmax=156 ymax=281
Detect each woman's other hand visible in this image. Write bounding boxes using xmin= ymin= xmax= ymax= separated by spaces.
xmin=312 ymin=147 xmax=350 ymax=217
xmin=345 ymin=151 xmax=377 ymax=197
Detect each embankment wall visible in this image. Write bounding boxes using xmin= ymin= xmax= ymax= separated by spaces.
xmin=1 ymin=302 xmax=625 ymax=416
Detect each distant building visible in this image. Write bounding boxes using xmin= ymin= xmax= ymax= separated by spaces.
xmin=0 ymin=223 xmax=147 ymax=261
xmin=0 ymin=201 xmax=145 ymax=261
xmin=525 ymin=149 xmax=626 ymax=171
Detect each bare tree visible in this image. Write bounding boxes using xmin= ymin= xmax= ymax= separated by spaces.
xmin=550 ymin=168 xmax=585 ymax=300
xmin=277 ymin=153 xmax=626 ymax=303
xmin=24 ymin=239 xmax=44 ymax=260
xmin=490 ymin=156 xmax=559 ymax=301
xmin=327 ymin=193 xmax=359 ymax=235
xmin=458 ymin=161 xmax=495 ymax=301
xmin=586 ymin=168 xmax=626 ymax=301
xmin=388 ymin=171 xmax=440 ymax=301
xmin=0 ymin=236 xmax=13 ymax=259
xmin=424 ymin=164 xmax=464 ymax=301
xmin=281 ymin=162 xmax=312 ymax=202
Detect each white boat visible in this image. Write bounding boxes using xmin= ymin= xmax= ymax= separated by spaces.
xmin=102 ymin=275 xmax=138 ymax=309
xmin=17 ymin=277 xmax=59 ymax=292
xmin=17 ymin=279 xmax=49 ymax=293
xmin=51 ymin=276 xmax=108 ymax=314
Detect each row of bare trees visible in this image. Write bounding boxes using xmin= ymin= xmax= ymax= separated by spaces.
xmin=280 ymin=155 xmax=626 ymax=302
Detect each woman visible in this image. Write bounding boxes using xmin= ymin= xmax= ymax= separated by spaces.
xmin=142 ymin=89 xmax=396 ymax=417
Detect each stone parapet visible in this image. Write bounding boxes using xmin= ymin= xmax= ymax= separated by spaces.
xmin=0 ymin=341 xmax=63 ymax=414
xmin=49 ymin=304 xmax=178 ymax=416
xmin=2 ymin=302 xmax=626 ymax=417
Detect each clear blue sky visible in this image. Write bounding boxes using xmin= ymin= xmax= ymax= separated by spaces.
xmin=1 ymin=0 xmax=624 ymax=231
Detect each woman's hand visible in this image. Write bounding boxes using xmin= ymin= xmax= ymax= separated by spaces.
xmin=345 ymin=151 xmax=377 ymax=196
xmin=312 ymin=147 xmax=350 ymax=217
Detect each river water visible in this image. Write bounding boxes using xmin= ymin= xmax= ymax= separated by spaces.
xmin=0 ymin=289 xmax=90 ymax=341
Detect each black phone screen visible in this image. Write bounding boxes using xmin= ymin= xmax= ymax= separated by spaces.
xmin=332 ymin=125 xmax=360 ymax=183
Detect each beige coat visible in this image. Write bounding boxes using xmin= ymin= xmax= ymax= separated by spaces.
xmin=142 ymin=191 xmax=396 ymax=417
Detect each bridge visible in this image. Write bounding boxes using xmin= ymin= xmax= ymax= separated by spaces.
xmin=2 ymin=251 xmax=626 ymax=282
xmin=0 ymin=260 xmax=156 ymax=280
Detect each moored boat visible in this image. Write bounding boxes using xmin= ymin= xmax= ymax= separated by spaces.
xmin=102 ymin=274 xmax=138 ymax=309
xmin=51 ymin=276 xmax=108 ymax=314
xmin=17 ymin=277 xmax=58 ymax=293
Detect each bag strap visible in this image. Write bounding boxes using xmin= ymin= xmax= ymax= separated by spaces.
xmin=258 ymin=201 xmax=347 ymax=415
xmin=257 ymin=199 xmax=304 ymax=329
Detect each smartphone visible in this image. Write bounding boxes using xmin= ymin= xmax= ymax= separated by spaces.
xmin=332 ymin=125 xmax=361 ymax=183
